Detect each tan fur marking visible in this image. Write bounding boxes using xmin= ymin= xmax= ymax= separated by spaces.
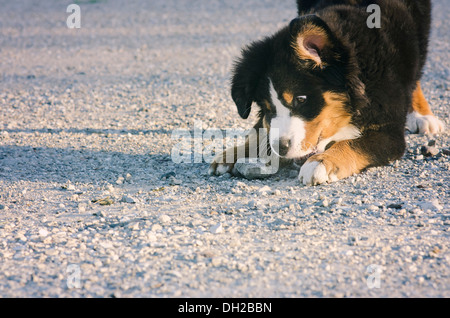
xmin=307 ymin=140 xmax=369 ymax=180
xmin=411 ymin=81 xmax=432 ymax=116
xmin=263 ymin=99 xmax=271 ymax=112
xmin=301 ymin=92 xmax=351 ymax=151
xmin=282 ymin=91 xmax=294 ymax=105
xmin=262 ymin=115 xmax=270 ymax=132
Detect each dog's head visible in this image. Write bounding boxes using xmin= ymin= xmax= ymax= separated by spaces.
xmin=231 ymin=15 xmax=362 ymax=159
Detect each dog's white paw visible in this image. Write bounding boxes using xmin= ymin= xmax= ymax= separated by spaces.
xmin=208 ymin=147 xmax=237 ymax=176
xmin=406 ymin=111 xmax=445 ymax=134
xmin=298 ymin=160 xmax=338 ymax=186
xmin=208 ymin=162 xmax=234 ymax=176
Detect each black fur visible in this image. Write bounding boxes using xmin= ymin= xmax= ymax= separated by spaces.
xmin=231 ymin=0 xmax=431 ymax=168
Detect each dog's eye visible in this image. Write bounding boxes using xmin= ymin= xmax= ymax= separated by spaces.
xmin=296 ymin=95 xmax=307 ymax=104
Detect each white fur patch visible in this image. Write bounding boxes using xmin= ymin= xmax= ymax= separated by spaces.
xmin=215 ymin=164 xmax=232 ymax=175
xmin=268 ymin=80 xmax=307 ymax=158
xmin=406 ymin=111 xmax=445 ymax=134
xmin=299 ymin=161 xmax=328 ymax=185
xmin=298 ymin=160 xmax=339 ymax=185
xmin=316 ymin=125 xmax=361 ymax=152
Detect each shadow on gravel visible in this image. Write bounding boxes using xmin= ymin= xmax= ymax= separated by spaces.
xmin=0 ymin=145 xmax=176 ymax=185
xmin=0 ymin=143 xmax=288 ymax=186
xmin=3 ymin=128 xmax=173 ymax=136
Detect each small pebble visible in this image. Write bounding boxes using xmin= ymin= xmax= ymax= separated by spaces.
xmin=159 ymin=215 xmax=171 ymax=224
xmin=168 ymin=176 xmax=182 ymax=185
xmin=211 ymin=257 xmax=222 ymax=267
xmin=160 ymin=171 xmax=176 ymax=180
xmin=209 ymin=223 xmax=223 ymax=234
xmin=151 ymin=224 xmax=163 ymax=232
xmin=38 ymin=229 xmax=49 ymax=237
xmin=420 ymin=199 xmax=443 ymax=211
xmin=116 ymin=176 xmax=124 ymax=185
xmin=120 ymin=195 xmax=137 ymax=204
xmin=106 ymin=184 xmax=115 ymax=193
xmin=420 ymin=145 xmax=439 ymax=157
xmin=348 ymin=236 xmax=358 ymax=246
xmin=258 ymin=185 xmax=272 ymax=194
xmin=62 ymin=182 xmax=75 ymax=191
xmin=387 ymin=203 xmax=402 ymax=209
xmin=94 ymin=197 xmax=114 ymax=206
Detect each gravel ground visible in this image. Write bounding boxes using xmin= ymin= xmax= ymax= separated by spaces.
xmin=0 ymin=0 xmax=449 ymax=298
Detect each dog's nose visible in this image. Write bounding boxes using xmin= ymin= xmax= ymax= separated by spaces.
xmin=276 ymin=137 xmax=291 ymax=157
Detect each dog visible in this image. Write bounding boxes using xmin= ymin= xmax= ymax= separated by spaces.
xmin=209 ymin=0 xmax=445 ymax=185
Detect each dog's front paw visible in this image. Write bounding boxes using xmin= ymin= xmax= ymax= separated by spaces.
xmin=298 ymin=158 xmax=339 ymax=186
xmin=406 ymin=111 xmax=445 ymax=134
xmin=208 ymin=161 xmax=235 ymax=176
xmin=208 ymin=149 xmax=236 ymax=176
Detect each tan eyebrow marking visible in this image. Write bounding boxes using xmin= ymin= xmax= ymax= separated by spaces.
xmin=282 ymin=91 xmax=294 ymax=104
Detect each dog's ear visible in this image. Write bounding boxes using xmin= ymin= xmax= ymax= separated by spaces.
xmin=289 ymin=15 xmax=336 ymax=68
xmin=231 ymin=39 xmax=272 ymax=119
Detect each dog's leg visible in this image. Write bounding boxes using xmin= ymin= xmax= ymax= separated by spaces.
xmin=208 ymin=139 xmax=250 ymax=175
xmin=209 ymin=123 xmax=270 ymax=175
xmin=299 ymin=140 xmax=368 ymax=185
xmin=299 ymin=129 xmax=405 ymax=185
xmin=406 ymin=81 xmax=445 ymax=134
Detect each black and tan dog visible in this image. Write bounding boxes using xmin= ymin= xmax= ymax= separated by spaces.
xmin=209 ymin=0 xmax=444 ymax=185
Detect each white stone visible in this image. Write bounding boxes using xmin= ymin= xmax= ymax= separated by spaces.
xmin=420 ymin=199 xmax=443 ymax=211
xmin=159 ymin=215 xmax=171 ymax=224
xmin=258 ymin=185 xmax=272 ymax=193
xmin=38 ymin=229 xmax=49 ymax=237
xmin=209 ymin=223 xmax=223 ymax=234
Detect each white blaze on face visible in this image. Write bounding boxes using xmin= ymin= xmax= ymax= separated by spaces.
xmin=268 ymin=80 xmax=308 ymax=158
xmin=268 ymin=79 xmax=361 ymax=159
